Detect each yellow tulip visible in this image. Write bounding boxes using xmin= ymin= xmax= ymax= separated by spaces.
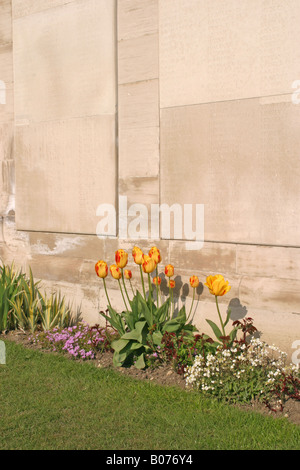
xmin=205 ymin=274 xmax=231 ymax=297
xmin=165 ymin=264 xmax=174 ymax=278
xmin=124 ymin=269 xmax=132 ymax=280
xmin=168 ymin=279 xmax=175 ymax=289
xmin=142 ymin=255 xmax=156 ymax=274
xmin=189 ymin=275 xmax=199 ymax=289
xmin=153 ymin=276 xmax=161 ymax=286
xmin=95 ymin=260 xmax=108 ymax=279
xmin=110 ymin=264 xmax=122 ymax=280
xmin=149 ymin=246 xmax=161 ymax=264
xmin=132 ymin=246 xmax=144 ymax=265
xmin=115 ymin=249 xmax=128 ymax=269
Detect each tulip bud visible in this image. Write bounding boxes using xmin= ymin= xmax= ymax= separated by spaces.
xmin=190 ymin=275 xmax=199 ymax=289
xmin=142 ymin=255 xmax=156 ymax=274
xmin=115 ymin=249 xmax=128 ymax=269
xmin=165 ymin=264 xmax=174 ymax=278
xmin=110 ymin=264 xmax=122 ymax=280
xmin=153 ymin=276 xmax=161 ymax=286
xmin=168 ymin=279 xmax=175 ymax=289
xmin=132 ymin=246 xmax=144 ymax=265
xmin=149 ymin=246 xmax=161 ymax=264
xmin=205 ymin=274 xmax=231 ymax=297
xmin=95 ymin=260 xmax=108 ymax=279
xmin=124 ymin=269 xmax=132 ymax=280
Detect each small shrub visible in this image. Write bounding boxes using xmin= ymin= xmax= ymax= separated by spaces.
xmin=30 ymin=323 xmax=117 ymax=360
xmin=185 ymin=337 xmax=300 ymax=410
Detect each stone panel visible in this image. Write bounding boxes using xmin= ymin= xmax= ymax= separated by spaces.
xmin=12 ymin=0 xmax=77 ymax=18
xmin=169 ymin=241 xmax=236 ymax=275
xmin=0 ymin=44 xmax=13 ymax=84
xmin=118 ymin=0 xmax=158 ymax=41
xmin=119 ymin=79 xmax=159 ymax=129
xmin=13 ymin=0 xmax=116 ymax=122
xmin=237 ymin=245 xmax=300 ymax=280
xmin=0 ymin=82 xmax=13 ymax=123
xmin=118 ymin=33 xmax=159 ymax=84
xmin=159 ymin=0 xmax=300 ymax=108
xmin=118 ymin=127 xmax=159 ymax=179
xmin=0 ymin=0 xmax=12 ymax=45
xmin=160 ymin=96 xmax=300 ymax=246
xmin=240 ymin=276 xmax=300 ymax=314
xmin=15 ymin=116 xmax=117 ymax=234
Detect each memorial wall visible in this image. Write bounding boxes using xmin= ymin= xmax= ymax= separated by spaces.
xmin=0 ymin=0 xmax=299 ymax=355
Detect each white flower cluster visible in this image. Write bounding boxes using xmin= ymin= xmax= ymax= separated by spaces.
xmin=185 ymin=338 xmax=299 ymax=400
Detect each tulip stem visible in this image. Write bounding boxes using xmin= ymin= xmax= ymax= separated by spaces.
xmin=139 ymin=265 xmax=147 ymax=301
xmin=187 ymin=287 xmax=195 ymax=322
xmin=118 ymin=279 xmax=129 ymax=311
xmin=148 ymin=274 xmax=153 ymax=313
xmin=215 ymin=295 xmax=226 ymax=337
xmin=168 ymin=285 xmax=172 ymax=320
xmin=121 ymin=269 xmax=131 ymax=305
xmin=155 ymin=267 xmax=159 ymax=308
xmin=102 ymin=278 xmax=112 ymax=310
xmin=129 ymin=279 xmax=135 ymax=296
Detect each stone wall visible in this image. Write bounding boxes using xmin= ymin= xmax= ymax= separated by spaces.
xmin=0 ymin=0 xmax=299 ymax=357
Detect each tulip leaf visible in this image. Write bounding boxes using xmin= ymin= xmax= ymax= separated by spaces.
xmin=155 ymin=298 xmax=170 ymax=323
xmin=206 ymin=319 xmax=222 ymax=341
xmin=152 ymin=330 xmax=163 ymax=346
xmin=163 ymin=319 xmax=182 ymax=334
xmin=176 ymin=306 xmax=187 ymax=324
xmin=224 ymin=308 xmax=232 ymax=327
xmin=122 ymin=321 xmax=148 ymax=343
xmin=135 ymin=353 xmax=146 ymax=370
xmin=136 ymin=291 xmax=153 ymax=327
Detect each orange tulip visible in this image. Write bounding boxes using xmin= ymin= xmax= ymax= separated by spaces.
xmin=142 ymin=255 xmax=156 ymax=274
xmin=132 ymin=246 xmax=144 ymax=265
xmin=190 ymin=275 xmax=199 ymax=289
xmin=168 ymin=279 xmax=175 ymax=289
xmin=205 ymin=274 xmax=231 ymax=297
xmin=95 ymin=260 xmax=108 ymax=279
xmin=153 ymin=276 xmax=161 ymax=286
xmin=124 ymin=269 xmax=132 ymax=280
xmin=149 ymin=246 xmax=161 ymax=264
xmin=110 ymin=264 xmax=122 ymax=280
xmin=165 ymin=264 xmax=174 ymax=278
xmin=115 ymin=249 xmax=128 ymax=269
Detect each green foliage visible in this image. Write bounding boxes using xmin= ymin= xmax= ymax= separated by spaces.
xmin=39 ymin=292 xmax=71 ymax=332
xmin=0 ymin=264 xmax=26 ymax=331
xmin=100 ymin=291 xmax=197 ymax=369
xmin=0 ymin=263 xmax=73 ymax=333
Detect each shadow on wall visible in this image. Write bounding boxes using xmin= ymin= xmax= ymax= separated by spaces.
xmin=152 ymin=275 xmax=262 ymax=338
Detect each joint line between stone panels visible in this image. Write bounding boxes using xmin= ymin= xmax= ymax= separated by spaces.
xmin=161 ymin=237 xmax=300 ymax=250
xmin=160 ymin=92 xmax=296 ymax=111
xmin=158 ymin=0 xmax=162 ymax=245
xmin=115 ymin=0 xmax=120 ymax=239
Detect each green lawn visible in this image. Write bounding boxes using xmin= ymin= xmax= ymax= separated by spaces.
xmin=0 ymin=340 xmax=299 ymax=450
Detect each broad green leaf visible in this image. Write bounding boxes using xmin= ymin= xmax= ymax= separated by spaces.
xmin=136 ymin=292 xmax=153 ymax=327
xmin=206 ymin=319 xmax=223 ymax=341
xmin=122 ymin=321 xmax=148 ymax=342
xmin=135 ymin=353 xmax=146 ymax=370
xmin=152 ymin=330 xmax=163 ymax=346
xmin=163 ymin=319 xmax=182 ymax=334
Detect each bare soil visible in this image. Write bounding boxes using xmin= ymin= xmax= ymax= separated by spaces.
xmin=3 ymin=330 xmax=300 ymax=427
